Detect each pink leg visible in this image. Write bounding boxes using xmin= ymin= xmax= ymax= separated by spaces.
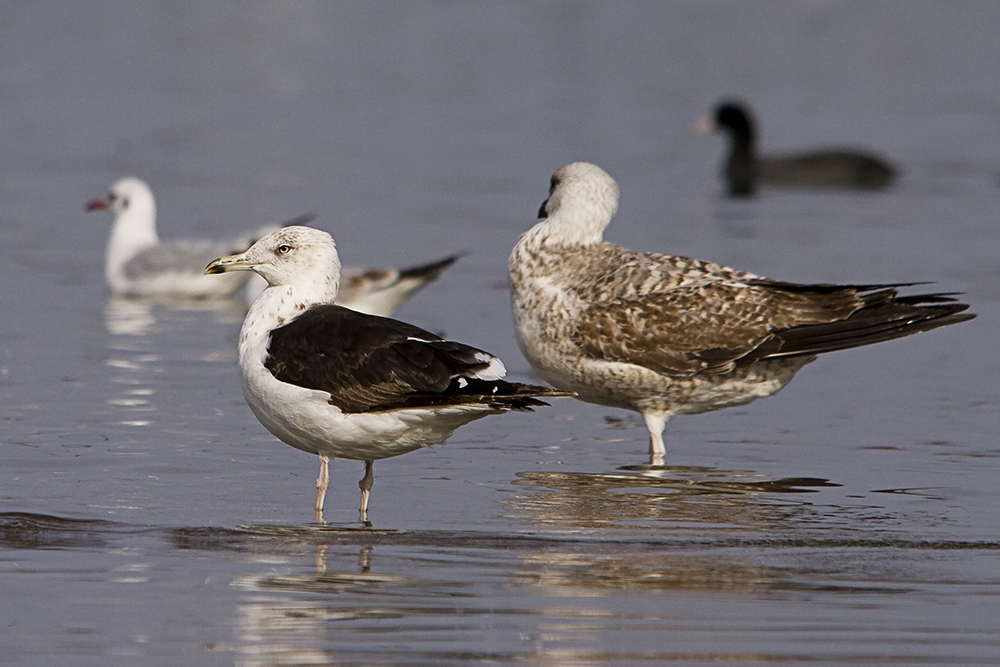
xmin=315 ymin=455 xmax=331 ymax=523
xmin=643 ymin=412 xmax=669 ymax=466
xmin=358 ymin=460 xmax=374 ymax=523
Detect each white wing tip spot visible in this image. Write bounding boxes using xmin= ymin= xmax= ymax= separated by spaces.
xmin=473 ymin=353 xmax=506 ymax=381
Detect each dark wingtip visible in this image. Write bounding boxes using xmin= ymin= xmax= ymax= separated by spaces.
xmin=397 ymin=252 xmax=466 ymax=280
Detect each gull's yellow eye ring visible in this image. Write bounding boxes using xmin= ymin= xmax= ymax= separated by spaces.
xmin=277 ymin=244 xmax=292 ymax=255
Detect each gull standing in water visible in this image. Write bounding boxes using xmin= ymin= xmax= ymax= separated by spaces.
xmin=509 ymin=162 xmax=973 ymax=464
xmin=206 ymin=226 xmax=568 ymax=522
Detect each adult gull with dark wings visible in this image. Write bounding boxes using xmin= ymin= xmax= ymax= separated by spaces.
xmin=206 ymin=225 xmax=568 ymax=522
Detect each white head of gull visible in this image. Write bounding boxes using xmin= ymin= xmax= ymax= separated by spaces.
xmin=206 ymin=225 xmax=568 ymax=523
xmin=509 ymin=161 xmax=974 ymax=465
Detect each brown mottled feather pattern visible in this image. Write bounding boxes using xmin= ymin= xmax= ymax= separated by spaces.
xmin=540 ymin=243 xmax=870 ymax=376
xmin=509 ymin=161 xmax=973 ymax=460
xmin=523 ymin=237 xmax=974 ymax=379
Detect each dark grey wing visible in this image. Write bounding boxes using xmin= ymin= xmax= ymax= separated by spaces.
xmin=265 ymin=305 xmax=513 ymax=412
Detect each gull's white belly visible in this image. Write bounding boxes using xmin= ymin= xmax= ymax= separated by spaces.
xmin=241 ymin=361 xmax=499 ymax=461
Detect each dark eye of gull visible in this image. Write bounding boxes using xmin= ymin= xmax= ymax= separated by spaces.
xmin=121 ymin=197 xmax=129 ymax=208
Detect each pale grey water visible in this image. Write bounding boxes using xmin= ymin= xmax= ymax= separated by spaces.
xmin=1 ymin=2 xmax=999 ymax=665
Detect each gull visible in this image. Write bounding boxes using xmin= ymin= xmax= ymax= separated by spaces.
xmin=509 ymin=161 xmax=973 ymax=464
xmin=205 ymin=226 xmax=568 ymax=523
xmin=331 ymin=252 xmax=463 ymax=317
xmin=86 ymin=177 xmax=286 ymax=299
xmin=88 ymin=177 xmax=461 ymax=315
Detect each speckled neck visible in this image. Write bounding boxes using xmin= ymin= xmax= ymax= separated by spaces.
xmin=238 ymin=279 xmax=338 ymax=366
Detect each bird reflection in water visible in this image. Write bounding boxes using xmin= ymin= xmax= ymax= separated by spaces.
xmin=514 ymin=546 xmax=790 ymax=596
xmin=103 ymin=296 xmax=164 ymax=428
xmin=102 ymin=296 xmax=245 ymax=428
xmin=218 ymin=527 xmax=423 ymax=666
xmin=508 ymin=466 xmax=838 ymax=533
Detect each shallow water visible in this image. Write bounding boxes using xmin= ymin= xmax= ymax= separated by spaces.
xmin=2 ymin=2 xmax=1000 ymax=665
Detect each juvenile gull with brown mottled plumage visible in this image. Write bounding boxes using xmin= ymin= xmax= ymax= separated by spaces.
xmin=509 ymin=161 xmax=974 ymax=464
xmin=206 ymin=226 xmax=568 ymax=523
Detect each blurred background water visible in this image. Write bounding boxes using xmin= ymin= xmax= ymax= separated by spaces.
xmin=1 ymin=1 xmax=999 ymax=664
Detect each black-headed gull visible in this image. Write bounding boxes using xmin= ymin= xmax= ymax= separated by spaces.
xmin=88 ymin=177 xmax=462 ymax=316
